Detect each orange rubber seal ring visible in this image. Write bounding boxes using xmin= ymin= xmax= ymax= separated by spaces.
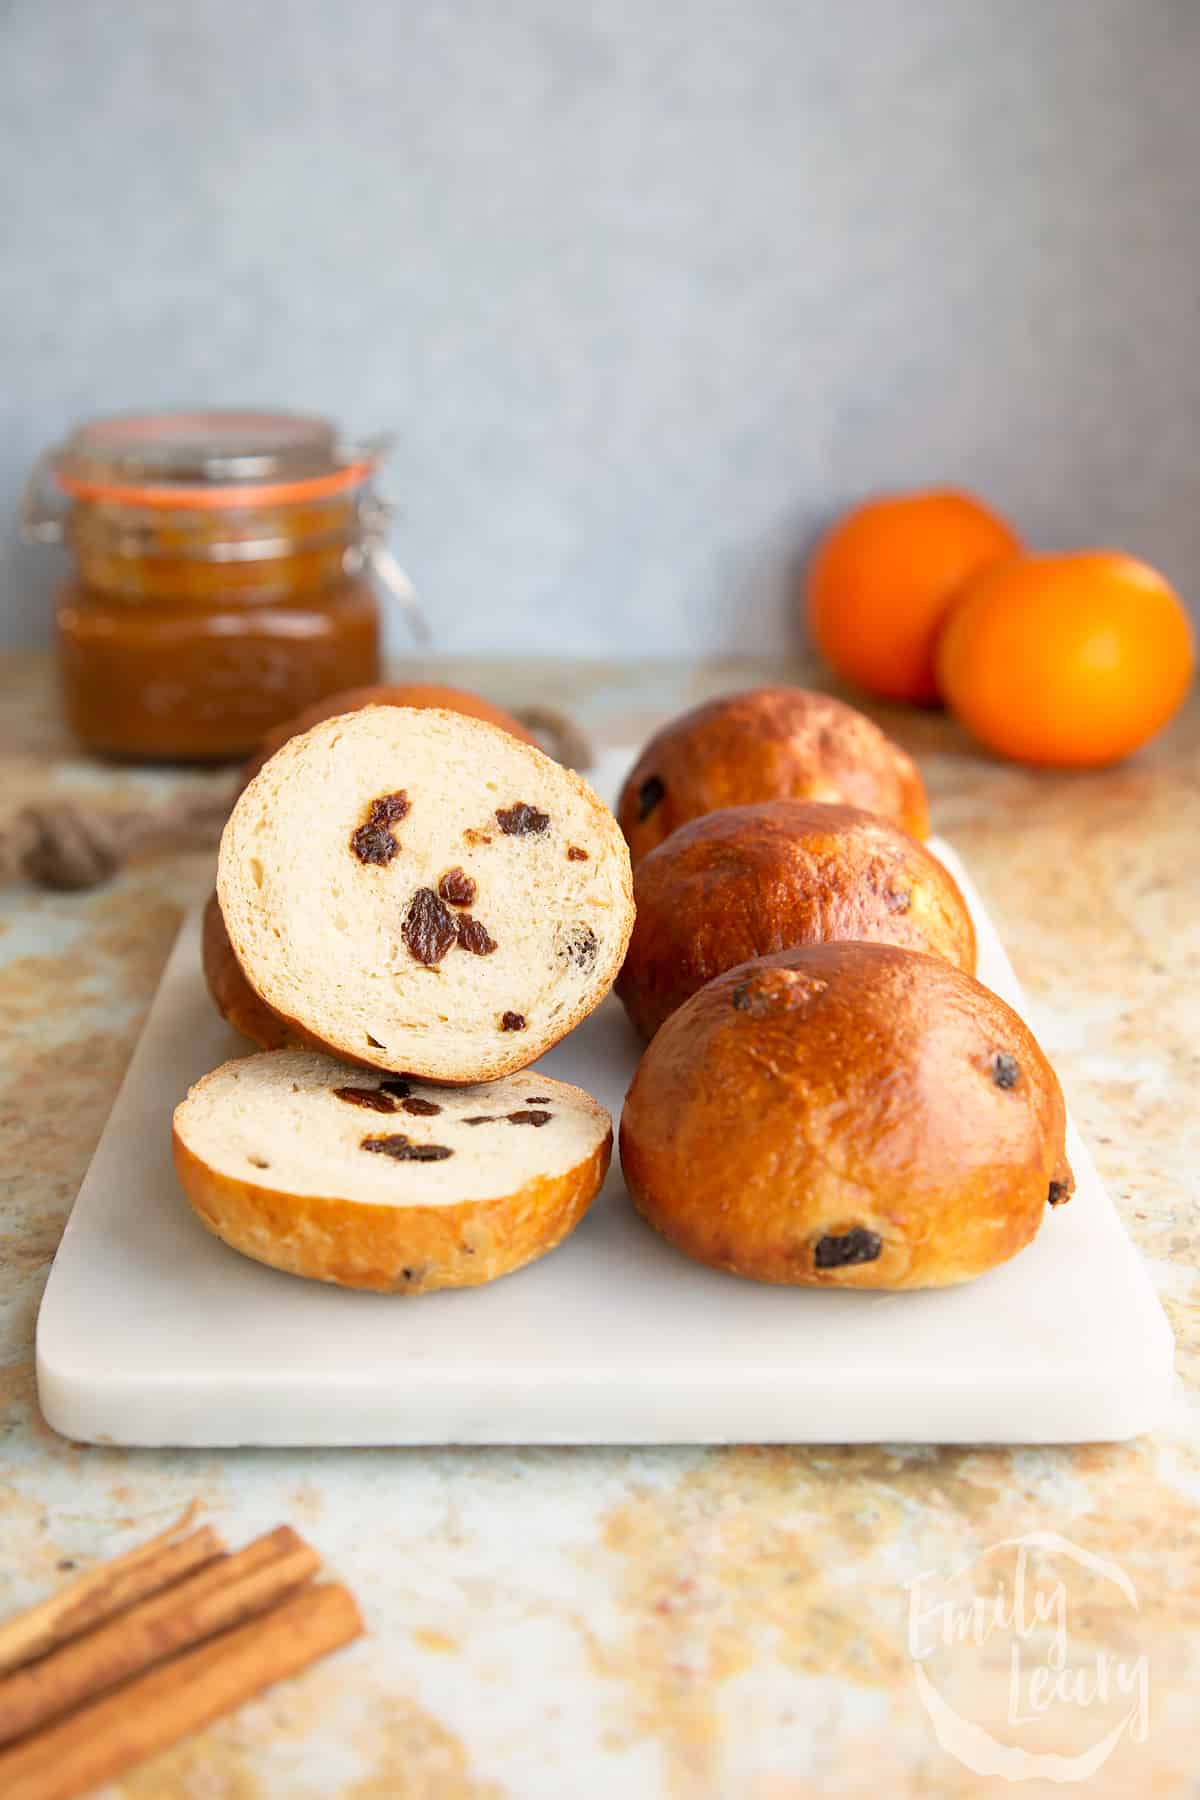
xmin=54 ymin=461 xmax=373 ymax=510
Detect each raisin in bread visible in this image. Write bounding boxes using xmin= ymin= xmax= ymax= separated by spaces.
xmin=174 ymin=1052 xmax=612 ymax=1293
xmin=217 ymin=706 xmax=634 ymax=1082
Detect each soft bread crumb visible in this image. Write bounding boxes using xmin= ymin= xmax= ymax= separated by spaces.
xmin=176 ymin=1054 xmax=611 ymax=1207
xmin=217 ymin=708 xmax=634 ymax=1081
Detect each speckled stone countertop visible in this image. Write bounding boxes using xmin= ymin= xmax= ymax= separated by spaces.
xmin=1 ymin=652 xmax=1197 ymax=1798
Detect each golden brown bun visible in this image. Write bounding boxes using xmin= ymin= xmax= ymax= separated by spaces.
xmin=620 ymin=942 xmax=1073 ymax=1290
xmin=202 ymin=891 xmax=300 ymax=1051
xmin=238 ymin=681 xmax=537 ymax=790
xmin=618 ymin=687 xmax=929 ymax=863
xmin=615 ymin=802 xmax=976 ymax=1039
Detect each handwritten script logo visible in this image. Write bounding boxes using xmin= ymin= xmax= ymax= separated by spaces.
xmin=907 ymin=1531 xmax=1149 ymax=1782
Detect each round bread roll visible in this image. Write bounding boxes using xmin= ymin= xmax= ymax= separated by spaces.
xmin=218 ymin=706 xmax=634 ymax=1082
xmin=618 ymin=686 xmax=928 ymax=864
xmin=616 ymin=802 xmax=976 ymax=1039
xmin=174 ymin=1052 xmax=611 ymax=1293
xmin=620 ymin=942 xmax=1074 ymax=1290
xmin=239 ymin=681 xmax=537 ymax=790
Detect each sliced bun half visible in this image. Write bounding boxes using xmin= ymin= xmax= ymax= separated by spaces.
xmin=173 ymin=1051 xmax=612 ymax=1293
xmin=217 ymin=706 xmax=634 ymax=1082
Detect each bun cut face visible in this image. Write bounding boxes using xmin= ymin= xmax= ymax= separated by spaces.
xmin=217 ymin=707 xmax=634 ymax=1083
xmin=620 ymin=941 xmax=1073 ymax=1290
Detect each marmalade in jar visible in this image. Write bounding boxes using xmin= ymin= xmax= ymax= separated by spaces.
xmin=29 ymin=412 xmax=398 ymax=761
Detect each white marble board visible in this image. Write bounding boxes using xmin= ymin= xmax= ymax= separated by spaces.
xmin=36 ymin=751 xmax=1175 ymax=1447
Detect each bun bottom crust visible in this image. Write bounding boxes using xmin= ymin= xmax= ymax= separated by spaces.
xmin=173 ymin=1131 xmax=612 ymax=1294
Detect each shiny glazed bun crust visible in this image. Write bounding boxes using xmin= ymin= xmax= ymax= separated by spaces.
xmin=620 ymin=942 xmax=1073 ymax=1290
xmin=617 ymin=687 xmax=929 ymax=864
xmin=615 ymin=801 xmax=976 ymax=1040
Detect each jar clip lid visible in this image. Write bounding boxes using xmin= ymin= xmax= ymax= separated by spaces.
xmin=19 ymin=410 xmax=429 ymax=642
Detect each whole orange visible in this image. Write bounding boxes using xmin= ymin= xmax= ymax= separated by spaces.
xmin=807 ymin=490 xmax=1020 ymax=705
xmin=937 ymin=551 xmax=1195 ymax=768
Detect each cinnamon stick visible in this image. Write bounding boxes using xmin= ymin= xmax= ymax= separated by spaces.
xmin=0 ymin=1507 xmax=223 ymax=1678
xmin=0 ymin=1524 xmax=319 ymax=1747
xmin=0 ymin=1582 xmax=364 ymax=1800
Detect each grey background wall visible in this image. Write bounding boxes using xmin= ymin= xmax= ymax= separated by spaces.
xmin=3 ymin=0 xmax=1199 ymax=655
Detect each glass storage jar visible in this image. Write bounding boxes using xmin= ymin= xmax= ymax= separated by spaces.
xmin=23 ymin=410 xmax=422 ymax=761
